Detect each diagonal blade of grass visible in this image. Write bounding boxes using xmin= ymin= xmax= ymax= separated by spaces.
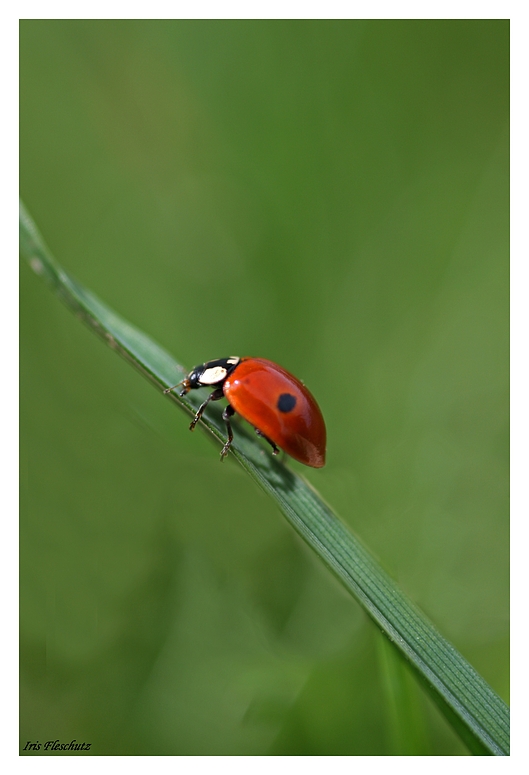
xmin=20 ymin=201 xmax=509 ymax=755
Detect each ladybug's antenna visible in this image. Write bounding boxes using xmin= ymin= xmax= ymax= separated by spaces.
xmin=164 ymin=378 xmax=186 ymax=395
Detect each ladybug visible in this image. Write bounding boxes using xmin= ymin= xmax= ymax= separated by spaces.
xmin=165 ymin=357 xmax=326 ymax=467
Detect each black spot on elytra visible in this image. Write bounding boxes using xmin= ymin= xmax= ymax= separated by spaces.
xmin=277 ymin=393 xmax=297 ymax=413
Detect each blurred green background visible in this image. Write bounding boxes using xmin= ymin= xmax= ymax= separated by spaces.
xmin=20 ymin=20 xmax=509 ymax=755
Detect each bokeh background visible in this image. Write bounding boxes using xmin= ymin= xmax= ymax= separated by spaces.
xmin=20 ymin=20 xmax=509 ymax=755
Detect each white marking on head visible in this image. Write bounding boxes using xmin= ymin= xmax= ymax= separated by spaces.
xmin=227 ymin=357 xmax=240 ymax=365
xmin=199 ymin=366 xmax=228 ymax=385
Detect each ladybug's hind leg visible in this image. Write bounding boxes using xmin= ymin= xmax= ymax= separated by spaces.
xmin=255 ymin=428 xmax=279 ymax=456
xmin=220 ymin=404 xmax=236 ymax=461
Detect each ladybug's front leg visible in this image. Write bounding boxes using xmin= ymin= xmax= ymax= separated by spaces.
xmin=189 ymin=388 xmax=224 ymax=431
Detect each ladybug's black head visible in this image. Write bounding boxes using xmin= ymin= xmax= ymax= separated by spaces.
xmin=180 ymin=357 xmax=241 ymax=396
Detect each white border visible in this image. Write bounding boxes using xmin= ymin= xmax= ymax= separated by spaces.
xmin=10 ymin=8 xmax=524 ymax=771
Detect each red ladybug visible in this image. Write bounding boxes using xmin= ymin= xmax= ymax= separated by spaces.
xmin=165 ymin=357 xmax=326 ymax=467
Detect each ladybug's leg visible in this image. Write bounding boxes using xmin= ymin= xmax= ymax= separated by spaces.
xmin=189 ymin=388 xmax=224 ymax=431
xmin=255 ymin=428 xmax=279 ymax=456
xmin=220 ymin=404 xmax=236 ymax=461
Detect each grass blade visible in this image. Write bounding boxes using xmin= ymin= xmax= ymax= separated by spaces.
xmin=20 ymin=201 xmax=509 ymax=755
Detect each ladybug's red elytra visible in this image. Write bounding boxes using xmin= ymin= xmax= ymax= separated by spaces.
xmin=164 ymin=357 xmax=326 ymax=467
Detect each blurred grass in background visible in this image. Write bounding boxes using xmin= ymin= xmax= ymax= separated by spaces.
xmin=20 ymin=19 xmax=509 ymax=755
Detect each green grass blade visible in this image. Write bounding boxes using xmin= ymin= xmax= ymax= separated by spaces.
xmin=20 ymin=201 xmax=509 ymax=756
